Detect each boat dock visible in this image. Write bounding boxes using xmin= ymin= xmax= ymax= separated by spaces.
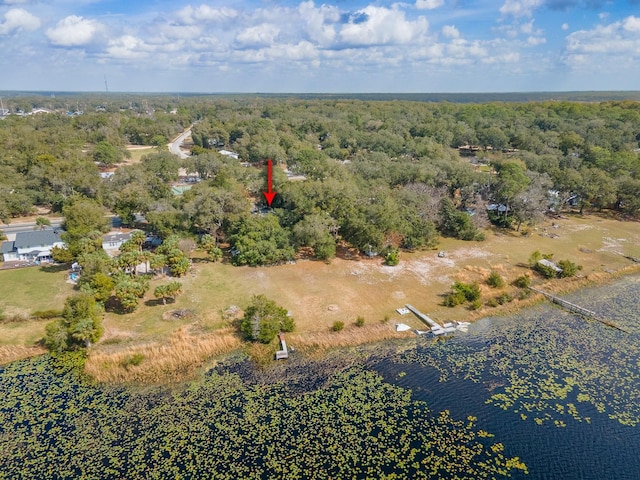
xmin=405 ymin=304 xmax=457 ymax=335
xmin=275 ymin=333 xmax=289 ymax=360
xmin=405 ymin=304 xmax=440 ymax=328
xmin=529 ymin=287 xmax=629 ymax=333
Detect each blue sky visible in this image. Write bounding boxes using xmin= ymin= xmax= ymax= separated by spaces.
xmin=1 ymin=0 xmax=640 ymax=92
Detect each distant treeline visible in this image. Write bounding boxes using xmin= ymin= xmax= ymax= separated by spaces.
xmin=3 ymin=90 xmax=640 ymax=104
xmin=1 ymin=95 xmax=639 ymax=266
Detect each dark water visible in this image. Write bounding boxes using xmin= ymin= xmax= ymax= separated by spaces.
xmin=374 ymin=275 xmax=640 ymax=480
xmin=1 ymin=275 xmax=638 ymax=479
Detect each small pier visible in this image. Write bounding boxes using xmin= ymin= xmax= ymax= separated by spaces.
xmin=529 ymin=287 xmax=629 ymax=333
xmin=275 ymin=333 xmax=289 ymax=360
xmin=405 ymin=304 xmax=440 ymax=328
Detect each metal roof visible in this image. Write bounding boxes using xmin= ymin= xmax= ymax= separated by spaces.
xmin=1 ymin=241 xmax=15 ymax=254
xmin=13 ymin=230 xmax=63 ymax=249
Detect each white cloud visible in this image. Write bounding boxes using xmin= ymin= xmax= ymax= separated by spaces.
xmin=415 ymin=0 xmax=444 ymax=10
xmin=623 ymin=16 xmax=640 ymax=32
xmin=235 ymin=24 xmax=280 ymax=48
xmin=564 ymin=16 xmax=640 ymax=67
xmin=527 ymin=36 xmax=546 ymax=45
xmin=298 ymin=1 xmax=340 ymax=46
xmin=238 ymin=41 xmax=318 ymax=63
xmin=499 ymin=0 xmax=543 ymax=18
xmin=46 ymin=15 xmax=103 ymax=47
xmin=339 ymin=6 xmax=428 ymax=46
xmin=442 ymin=25 xmax=460 ymax=38
xmin=0 ymin=8 xmax=40 ymax=35
xmin=176 ymin=5 xmax=238 ymax=25
xmin=105 ymin=35 xmax=151 ymax=59
xmin=561 ymin=22 xmax=569 ymax=30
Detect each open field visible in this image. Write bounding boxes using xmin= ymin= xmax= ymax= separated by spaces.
xmin=124 ymin=145 xmax=155 ymax=163
xmin=0 ymin=265 xmax=73 ymax=314
xmin=2 ymin=213 xmax=639 ymax=379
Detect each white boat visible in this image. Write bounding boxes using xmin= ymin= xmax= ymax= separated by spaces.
xmin=395 ymin=323 xmax=411 ymax=332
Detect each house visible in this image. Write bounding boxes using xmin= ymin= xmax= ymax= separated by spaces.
xmin=218 ymin=149 xmax=239 ymax=160
xmin=1 ymin=229 xmax=64 ymax=263
xmin=102 ymin=230 xmax=142 ymax=256
xmin=31 ymin=108 xmax=55 ymax=115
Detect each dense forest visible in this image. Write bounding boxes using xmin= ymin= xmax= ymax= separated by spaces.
xmin=2 ymin=94 xmax=640 ymax=268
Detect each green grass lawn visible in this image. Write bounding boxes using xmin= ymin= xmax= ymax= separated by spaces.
xmin=0 ymin=265 xmax=74 ymax=345
xmin=125 ymin=146 xmax=155 ymax=163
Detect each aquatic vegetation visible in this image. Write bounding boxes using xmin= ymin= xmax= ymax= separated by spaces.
xmin=399 ymin=274 xmax=640 ymax=428
xmin=0 ymin=355 xmax=527 ymax=479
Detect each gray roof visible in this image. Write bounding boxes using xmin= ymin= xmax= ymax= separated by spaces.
xmin=1 ymin=240 xmax=15 ymax=254
xmin=14 ymin=230 xmax=64 ymax=249
xmin=102 ymin=231 xmax=136 ymax=244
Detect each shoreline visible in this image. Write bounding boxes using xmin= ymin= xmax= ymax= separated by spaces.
xmin=89 ymin=262 xmax=640 ymax=384
xmin=5 ymin=262 xmax=637 ymax=384
xmin=2 ymin=213 xmax=639 ymax=381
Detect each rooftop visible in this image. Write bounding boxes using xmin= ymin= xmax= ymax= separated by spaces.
xmin=13 ymin=229 xmax=63 ymax=249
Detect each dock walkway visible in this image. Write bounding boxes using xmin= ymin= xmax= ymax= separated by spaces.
xmin=529 ymin=287 xmax=629 ymax=333
xmin=405 ymin=304 xmax=441 ymax=328
xmin=275 ymin=333 xmax=289 ymax=360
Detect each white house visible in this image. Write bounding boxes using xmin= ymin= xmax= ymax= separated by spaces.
xmin=1 ymin=229 xmax=64 ymax=263
xmin=218 ymin=149 xmax=239 ymax=160
xmin=102 ymin=230 xmax=142 ymax=256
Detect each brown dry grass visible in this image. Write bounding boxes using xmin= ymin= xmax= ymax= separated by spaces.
xmin=2 ymin=213 xmax=639 ymax=382
xmin=85 ymin=325 xmax=241 ymax=384
xmin=0 ymin=345 xmax=46 ymax=365
xmin=288 ymin=323 xmax=414 ymax=353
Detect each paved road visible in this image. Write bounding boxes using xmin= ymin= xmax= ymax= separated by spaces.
xmin=0 ymin=219 xmax=63 ymax=241
xmin=169 ymin=126 xmax=193 ymax=159
xmin=1 ymin=216 xmax=121 ymax=242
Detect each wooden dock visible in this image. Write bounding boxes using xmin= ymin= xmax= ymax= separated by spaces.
xmin=275 ymin=333 xmax=289 ymax=360
xmin=529 ymin=287 xmax=629 ymax=333
xmin=405 ymin=304 xmax=441 ymax=328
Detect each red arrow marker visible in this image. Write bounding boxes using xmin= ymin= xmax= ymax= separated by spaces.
xmin=262 ymin=159 xmax=277 ymax=206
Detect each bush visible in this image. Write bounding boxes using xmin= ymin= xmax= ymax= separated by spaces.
xmin=486 ymin=271 xmax=505 ymax=288
xmin=444 ymin=281 xmax=482 ymax=307
xmin=533 ymin=261 xmax=559 ymax=279
xmin=355 ymin=316 xmax=365 ymax=327
xmin=517 ymin=289 xmax=532 ymax=300
xmin=384 ymin=248 xmax=400 ymax=266
xmin=443 ymin=291 xmax=466 ymax=307
xmin=121 ymin=353 xmax=145 ymax=368
xmin=469 ymin=299 xmax=483 ymax=310
xmin=495 ymin=293 xmax=514 ymax=305
xmin=486 ymin=298 xmax=499 ymax=308
xmin=331 ymin=321 xmax=345 ymax=332
xmin=31 ymin=310 xmax=63 ymax=320
xmin=453 ymin=281 xmax=481 ymax=302
xmin=513 ymin=274 xmax=531 ymax=288
xmin=557 ymin=259 xmax=582 ymax=278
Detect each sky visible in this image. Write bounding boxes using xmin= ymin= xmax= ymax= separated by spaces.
xmin=1 ymin=0 xmax=640 ymax=93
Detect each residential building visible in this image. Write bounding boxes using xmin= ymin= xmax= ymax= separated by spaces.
xmin=1 ymin=229 xmax=64 ymax=263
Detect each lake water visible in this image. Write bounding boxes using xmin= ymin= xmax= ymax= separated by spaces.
xmin=1 ymin=274 xmax=639 ymax=478
xmin=375 ymin=274 xmax=640 ymax=479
